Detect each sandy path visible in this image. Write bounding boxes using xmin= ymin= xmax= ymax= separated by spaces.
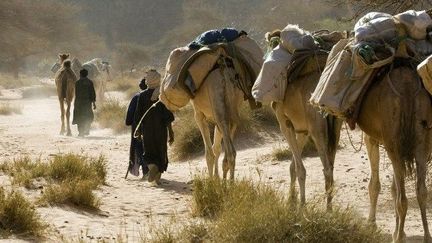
xmin=0 ymin=94 xmax=429 ymax=242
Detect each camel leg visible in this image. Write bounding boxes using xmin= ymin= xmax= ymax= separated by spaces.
xmin=311 ymin=132 xmax=334 ymax=211
xmin=390 ymin=176 xmax=400 ymax=241
xmin=65 ymin=101 xmax=72 ymax=136
xmin=219 ymin=122 xmax=236 ymax=180
xmin=388 ymin=152 xmax=407 ymax=243
xmin=365 ymin=135 xmax=381 ymax=224
xmin=273 ymin=104 xmax=306 ymax=204
xmin=212 ymin=128 xmax=223 ymax=178
xmin=414 ymin=146 xmax=432 ymax=242
xmin=289 ymin=133 xmax=308 ymax=200
xmin=194 ymin=110 xmax=215 ymax=177
xmin=228 ymin=123 xmax=237 ymax=180
xmin=59 ymin=99 xmax=65 ymax=135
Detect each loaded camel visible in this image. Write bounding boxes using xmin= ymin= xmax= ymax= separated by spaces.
xmin=160 ymin=35 xmax=262 ymax=180
xmin=191 ymin=61 xmax=245 ymax=180
xmin=54 ymin=54 xmax=77 ymax=136
xmin=271 ymin=59 xmax=342 ymax=211
xmin=262 ymin=27 xmax=343 ymax=210
xmin=357 ymin=58 xmax=432 ymax=243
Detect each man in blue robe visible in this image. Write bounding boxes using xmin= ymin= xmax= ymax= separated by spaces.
xmin=126 ymin=79 xmax=147 ymax=177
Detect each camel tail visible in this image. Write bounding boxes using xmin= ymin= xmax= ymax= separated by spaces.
xmin=326 ymin=115 xmax=339 ymax=164
xmin=400 ymin=91 xmax=416 ymax=175
xmin=326 ymin=115 xmax=342 ymax=166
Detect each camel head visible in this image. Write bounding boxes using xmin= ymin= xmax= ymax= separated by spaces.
xmin=59 ymin=53 xmax=70 ymax=64
xmin=265 ymin=29 xmax=281 ymax=49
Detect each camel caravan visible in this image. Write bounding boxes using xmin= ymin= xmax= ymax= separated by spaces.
xmin=52 ymin=54 xmax=112 ymax=135
xmin=154 ymin=9 xmax=432 ymax=243
xmin=48 ymin=8 xmax=432 ymax=242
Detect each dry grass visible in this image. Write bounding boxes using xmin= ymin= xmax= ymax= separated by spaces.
xmin=271 ymin=138 xmax=318 ymax=161
xmin=153 ymin=176 xmax=386 ymax=243
xmin=95 ymin=99 xmax=128 ymax=134
xmin=0 ymin=102 xmax=22 ymax=115
xmin=21 ymin=85 xmax=56 ymax=99
xmin=107 ymin=76 xmax=140 ymax=100
xmin=148 ymin=219 xmax=209 ymax=243
xmin=0 ymin=74 xmax=38 ymax=89
xmin=171 ymin=104 xmax=279 ymax=161
xmin=170 ymin=106 xmax=204 ymax=160
xmin=0 ymin=188 xmax=46 ymax=237
xmin=0 ymin=154 xmax=107 ymax=210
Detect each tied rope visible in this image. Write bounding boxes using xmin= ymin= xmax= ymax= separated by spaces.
xmin=133 ymin=100 xmax=161 ymax=139
xmin=344 ymin=122 xmax=364 ymax=153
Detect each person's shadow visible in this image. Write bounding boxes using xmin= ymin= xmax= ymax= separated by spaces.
xmin=155 ymin=178 xmax=192 ymax=195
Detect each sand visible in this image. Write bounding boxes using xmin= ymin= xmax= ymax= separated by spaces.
xmin=0 ymin=90 xmax=429 ymax=242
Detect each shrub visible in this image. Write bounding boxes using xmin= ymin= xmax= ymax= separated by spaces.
xmin=0 ymin=188 xmax=46 ymax=237
xmin=108 ymin=76 xmax=141 ymax=99
xmin=192 ymin=177 xmax=226 ymax=217
xmin=0 ymin=102 xmax=22 ymax=115
xmin=1 ymin=154 xmax=107 ymax=210
xmin=188 ymin=176 xmax=385 ymax=243
xmin=171 ymin=104 xmax=279 ymax=161
xmin=95 ymin=99 xmax=128 ymax=134
xmin=271 ymin=139 xmax=318 ymax=161
xmin=170 ymin=106 xmax=204 ymax=160
xmin=40 ymin=179 xmax=100 ymax=209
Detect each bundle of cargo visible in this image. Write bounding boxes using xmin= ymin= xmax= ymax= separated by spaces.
xmin=252 ymin=24 xmax=347 ymax=104
xmin=310 ymin=10 xmax=432 ymax=121
xmin=159 ymin=28 xmax=263 ymax=111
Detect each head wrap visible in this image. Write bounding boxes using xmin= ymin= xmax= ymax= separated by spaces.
xmin=145 ymin=69 xmax=161 ymax=101
xmin=80 ymin=69 xmax=88 ymax=77
xmin=139 ymin=78 xmax=147 ymax=90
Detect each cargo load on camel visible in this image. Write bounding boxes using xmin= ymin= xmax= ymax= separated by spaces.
xmin=159 ymin=28 xmax=263 ymax=111
xmin=252 ymin=24 xmax=348 ymax=104
xmin=310 ymin=10 xmax=432 ymax=125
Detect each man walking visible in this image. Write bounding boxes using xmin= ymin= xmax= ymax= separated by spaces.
xmin=134 ymin=70 xmax=174 ymax=184
xmin=125 ymin=79 xmax=147 ymax=178
xmin=72 ymin=69 xmax=96 ymax=137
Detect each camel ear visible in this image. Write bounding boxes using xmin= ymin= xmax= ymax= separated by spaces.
xmin=266 ymin=29 xmax=281 ymax=42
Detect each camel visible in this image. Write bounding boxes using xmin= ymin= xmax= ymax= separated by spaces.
xmin=272 ymin=67 xmax=342 ymax=210
xmin=357 ymin=58 xmax=432 ymax=242
xmin=53 ymin=57 xmax=111 ymax=104
xmin=80 ymin=58 xmax=112 ymax=104
xmin=191 ymin=61 xmax=244 ymax=179
xmin=54 ymin=54 xmax=77 ymax=136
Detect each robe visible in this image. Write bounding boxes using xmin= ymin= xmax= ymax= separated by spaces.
xmin=126 ymin=92 xmax=145 ymax=176
xmin=134 ymin=88 xmax=174 ymax=173
xmin=72 ymin=77 xmax=96 ymax=126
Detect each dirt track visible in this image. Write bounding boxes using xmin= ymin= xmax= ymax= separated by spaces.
xmin=0 ymin=92 xmax=429 ymax=242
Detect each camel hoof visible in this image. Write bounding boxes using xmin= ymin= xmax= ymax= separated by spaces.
xmin=66 ymin=131 xmax=72 ymax=136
